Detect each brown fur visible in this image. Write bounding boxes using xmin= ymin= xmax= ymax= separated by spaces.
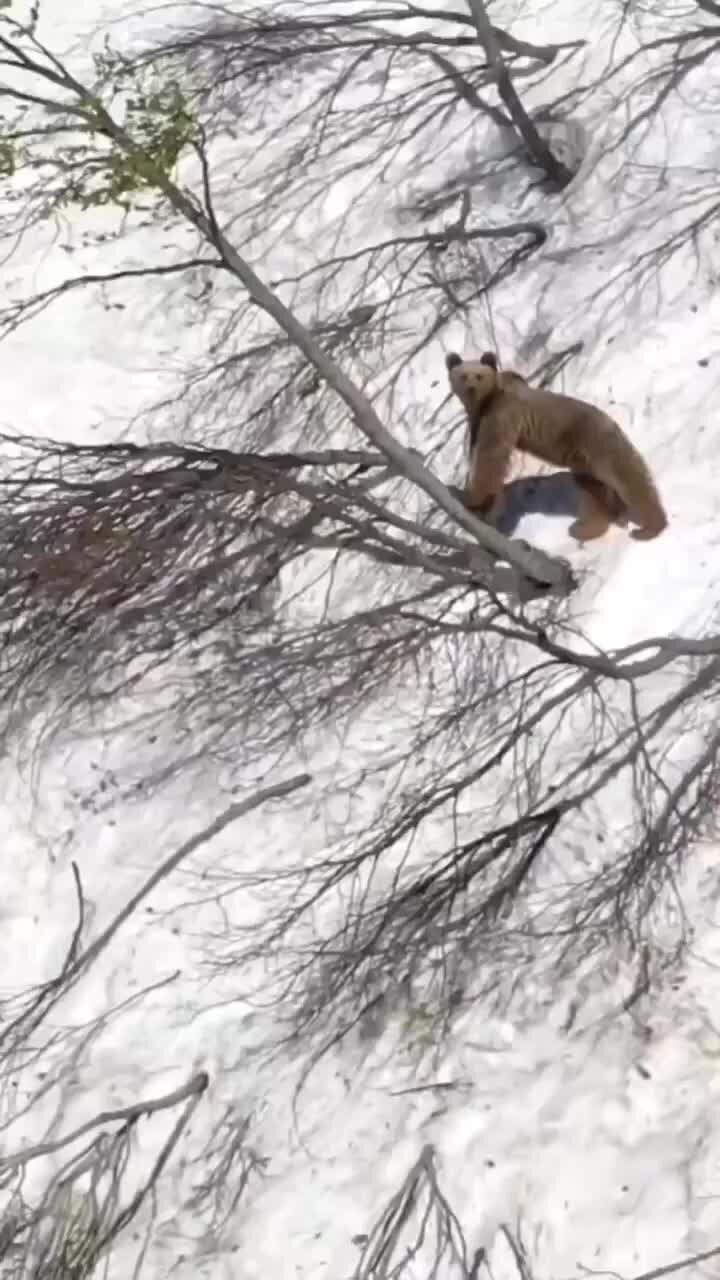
xmin=446 ymin=352 xmax=667 ymax=542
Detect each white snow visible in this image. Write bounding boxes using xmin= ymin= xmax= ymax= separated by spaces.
xmin=2 ymin=0 xmax=720 ymax=1277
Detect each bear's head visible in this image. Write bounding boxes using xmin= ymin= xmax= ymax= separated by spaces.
xmin=445 ymin=351 xmax=501 ymax=414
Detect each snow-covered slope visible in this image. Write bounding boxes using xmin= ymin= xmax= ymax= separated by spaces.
xmin=2 ymin=1 xmax=720 ymax=1278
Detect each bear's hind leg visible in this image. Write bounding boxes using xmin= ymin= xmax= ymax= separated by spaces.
xmin=576 ymin=474 xmax=628 ymax=527
xmin=569 ymin=474 xmax=614 ymax=542
xmin=593 ymin=459 xmax=667 ymax=541
xmin=628 ymin=495 xmax=668 ymax=540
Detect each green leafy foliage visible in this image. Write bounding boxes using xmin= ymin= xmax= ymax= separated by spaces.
xmin=82 ymin=80 xmax=198 ymax=209
xmin=0 ymin=31 xmax=198 ymax=216
xmin=0 ymin=140 xmax=16 ymax=176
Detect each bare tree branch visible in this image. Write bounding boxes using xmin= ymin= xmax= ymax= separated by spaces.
xmin=0 ymin=1072 xmax=209 ymax=1173
xmin=463 ymin=0 xmax=574 ymax=187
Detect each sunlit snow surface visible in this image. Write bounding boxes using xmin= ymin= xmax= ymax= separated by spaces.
xmin=2 ymin=0 xmax=720 ymax=1277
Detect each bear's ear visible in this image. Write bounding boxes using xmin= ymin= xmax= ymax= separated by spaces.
xmin=479 ymin=351 xmax=498 ymax=370
xmin=445 ymin=352 xmax=463 ymax=371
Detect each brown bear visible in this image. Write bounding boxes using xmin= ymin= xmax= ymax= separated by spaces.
xmin=446 ymin=351 xmax=667 ymax=542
